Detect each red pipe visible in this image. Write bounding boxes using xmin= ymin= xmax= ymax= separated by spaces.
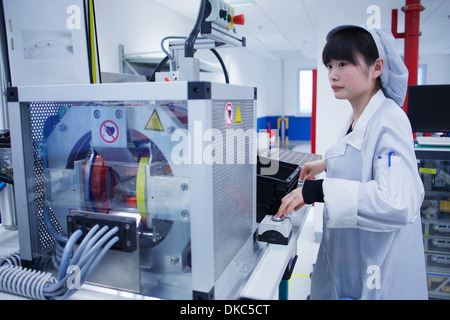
xmin=403 ymin=0 xmax=424 ymax=91
xmin=391 ymin=9 xmax=404 ymax=39
xmin=391 ymin=0 xmax=424 ymax=113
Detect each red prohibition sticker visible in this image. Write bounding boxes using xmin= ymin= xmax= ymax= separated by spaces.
xmin=100 ymin=120 xmax=119 ymax=144
xmin=225 ymin=102 xmax=233 ymax=127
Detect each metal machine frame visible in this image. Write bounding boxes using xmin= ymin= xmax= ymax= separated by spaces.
xmin=7 ymin=81 xmax=263 ymax=300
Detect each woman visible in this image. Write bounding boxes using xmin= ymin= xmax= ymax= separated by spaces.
xmin=276 ymin=25 xmax=428 ymax=300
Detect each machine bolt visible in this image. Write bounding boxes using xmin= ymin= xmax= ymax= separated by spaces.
xmin=180 ymin=183 xmax=189 ymax=191
xmin=94 ymin=109 xmax=101 ymax=119
xmin=115 ymin=109 xmax=123 ymax=119
xmin=181 ymin=210 xmax=189 ymax=219
xmin=152 ymin=232 xmax=162 ymax=242
xmin=170 ymin=256 xmax=180 ymax=265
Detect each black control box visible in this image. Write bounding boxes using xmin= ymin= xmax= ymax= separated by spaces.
xmin=67 ymin=210 xmax=138 ymax=252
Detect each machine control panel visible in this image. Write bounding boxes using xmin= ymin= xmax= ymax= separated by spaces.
xmin=258 ymin=215 xmax=293 ymax=245
xmin=204 ymin=0 xmax=245 ymax=29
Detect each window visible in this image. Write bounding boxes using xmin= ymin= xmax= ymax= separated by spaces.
xmin=299 ymin=69 xmax=313 ymax=115
xmin=418 ymin=65 xmax=427 ymax=85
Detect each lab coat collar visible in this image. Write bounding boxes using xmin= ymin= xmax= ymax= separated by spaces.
xmin=341 ymin=90 xmax=386 ymax=151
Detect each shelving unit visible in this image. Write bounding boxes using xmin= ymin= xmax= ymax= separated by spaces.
xmin=416 ymin=147 xmax=450 ymax=300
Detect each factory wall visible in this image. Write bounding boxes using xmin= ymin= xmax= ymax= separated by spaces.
xmin=420 ymin=54 xmax=450 ymax=85
xmin=257 ymin=58 xmax=316 ymax=142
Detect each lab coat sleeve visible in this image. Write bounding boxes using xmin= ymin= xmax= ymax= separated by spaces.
xmin=323 ymin=110 xmax=424 ymax=232
xmin=323 ymin=178 xmax=359 ymax=228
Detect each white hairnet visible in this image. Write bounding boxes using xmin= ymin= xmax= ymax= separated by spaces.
xmin=326 ymin=25 xmax=409 ymax=106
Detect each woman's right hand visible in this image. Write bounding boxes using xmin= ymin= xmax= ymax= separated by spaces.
xmin=299 ymin=159 xmax=327 ymax=181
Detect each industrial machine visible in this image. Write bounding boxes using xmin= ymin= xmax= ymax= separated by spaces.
xmin=1 ymin=0 xmax=273 ymax=300
xmin=8 ymin=80 xmax=261 ymax=300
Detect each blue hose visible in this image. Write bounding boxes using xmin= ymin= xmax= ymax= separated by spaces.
xmin=0 ymin=223 xmax=119 ymax=300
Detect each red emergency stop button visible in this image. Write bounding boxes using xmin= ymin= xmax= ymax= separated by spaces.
xmin=233 ymin=14 xmax=245 ymax=25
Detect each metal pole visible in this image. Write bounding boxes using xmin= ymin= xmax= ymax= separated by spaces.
xmin=392 ymin=0 xmax=425 ymax=113
xmin=403 ymin=0 xmax=424 ymax=89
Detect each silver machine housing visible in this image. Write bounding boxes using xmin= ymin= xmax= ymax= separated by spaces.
xmin=8 ymin=81 xmax=264 ymax=299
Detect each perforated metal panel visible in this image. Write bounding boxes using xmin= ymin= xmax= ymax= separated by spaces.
xmin=28 ymin=102 xmax=83 ymax=251
xmin=211 ymin=100 xmax=255 ymax=281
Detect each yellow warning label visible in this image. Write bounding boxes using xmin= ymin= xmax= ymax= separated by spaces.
xmin=136 ymin=156 xmax=148 ymax=218
xmin=145 ymin=110 xmax=164 ymax=131
xmin=235 ymin=103 xmax=242 ymax=124
xmin=419 ymin=168 xmax=436 ymax=174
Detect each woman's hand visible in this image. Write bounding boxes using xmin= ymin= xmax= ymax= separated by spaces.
xmin=274 ymin=160 xmax=326 ymax=218
xmin=299 ymin=159 xmax=327 ymax=181
xmin=275 ymin=187 xmax=305 ymax=218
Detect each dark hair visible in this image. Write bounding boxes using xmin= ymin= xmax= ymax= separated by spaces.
xmin=322 ymin=27 xmax=379 ymax=68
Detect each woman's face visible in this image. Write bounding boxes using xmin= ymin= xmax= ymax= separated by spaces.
xmin=326 ymin=53 xmax=380 ymax=104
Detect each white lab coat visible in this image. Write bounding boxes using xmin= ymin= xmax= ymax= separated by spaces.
xmin=310 ymin=90 xmax=428 ymax=300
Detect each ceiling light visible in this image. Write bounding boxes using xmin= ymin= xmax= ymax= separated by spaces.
xmin=225 ymin=0 xmax=255 ymax=6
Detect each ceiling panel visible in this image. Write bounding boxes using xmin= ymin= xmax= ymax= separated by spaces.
xmin=419 ymin=0 xmax=450 ymax=55
xmin=152 ymin=0 xmax=450 ymax=60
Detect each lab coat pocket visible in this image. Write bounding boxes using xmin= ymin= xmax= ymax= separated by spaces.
xmin=374 ymin=154 xmax=415 ymax=223
xmin=374 ymin=154 xmax=401 ymax=196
